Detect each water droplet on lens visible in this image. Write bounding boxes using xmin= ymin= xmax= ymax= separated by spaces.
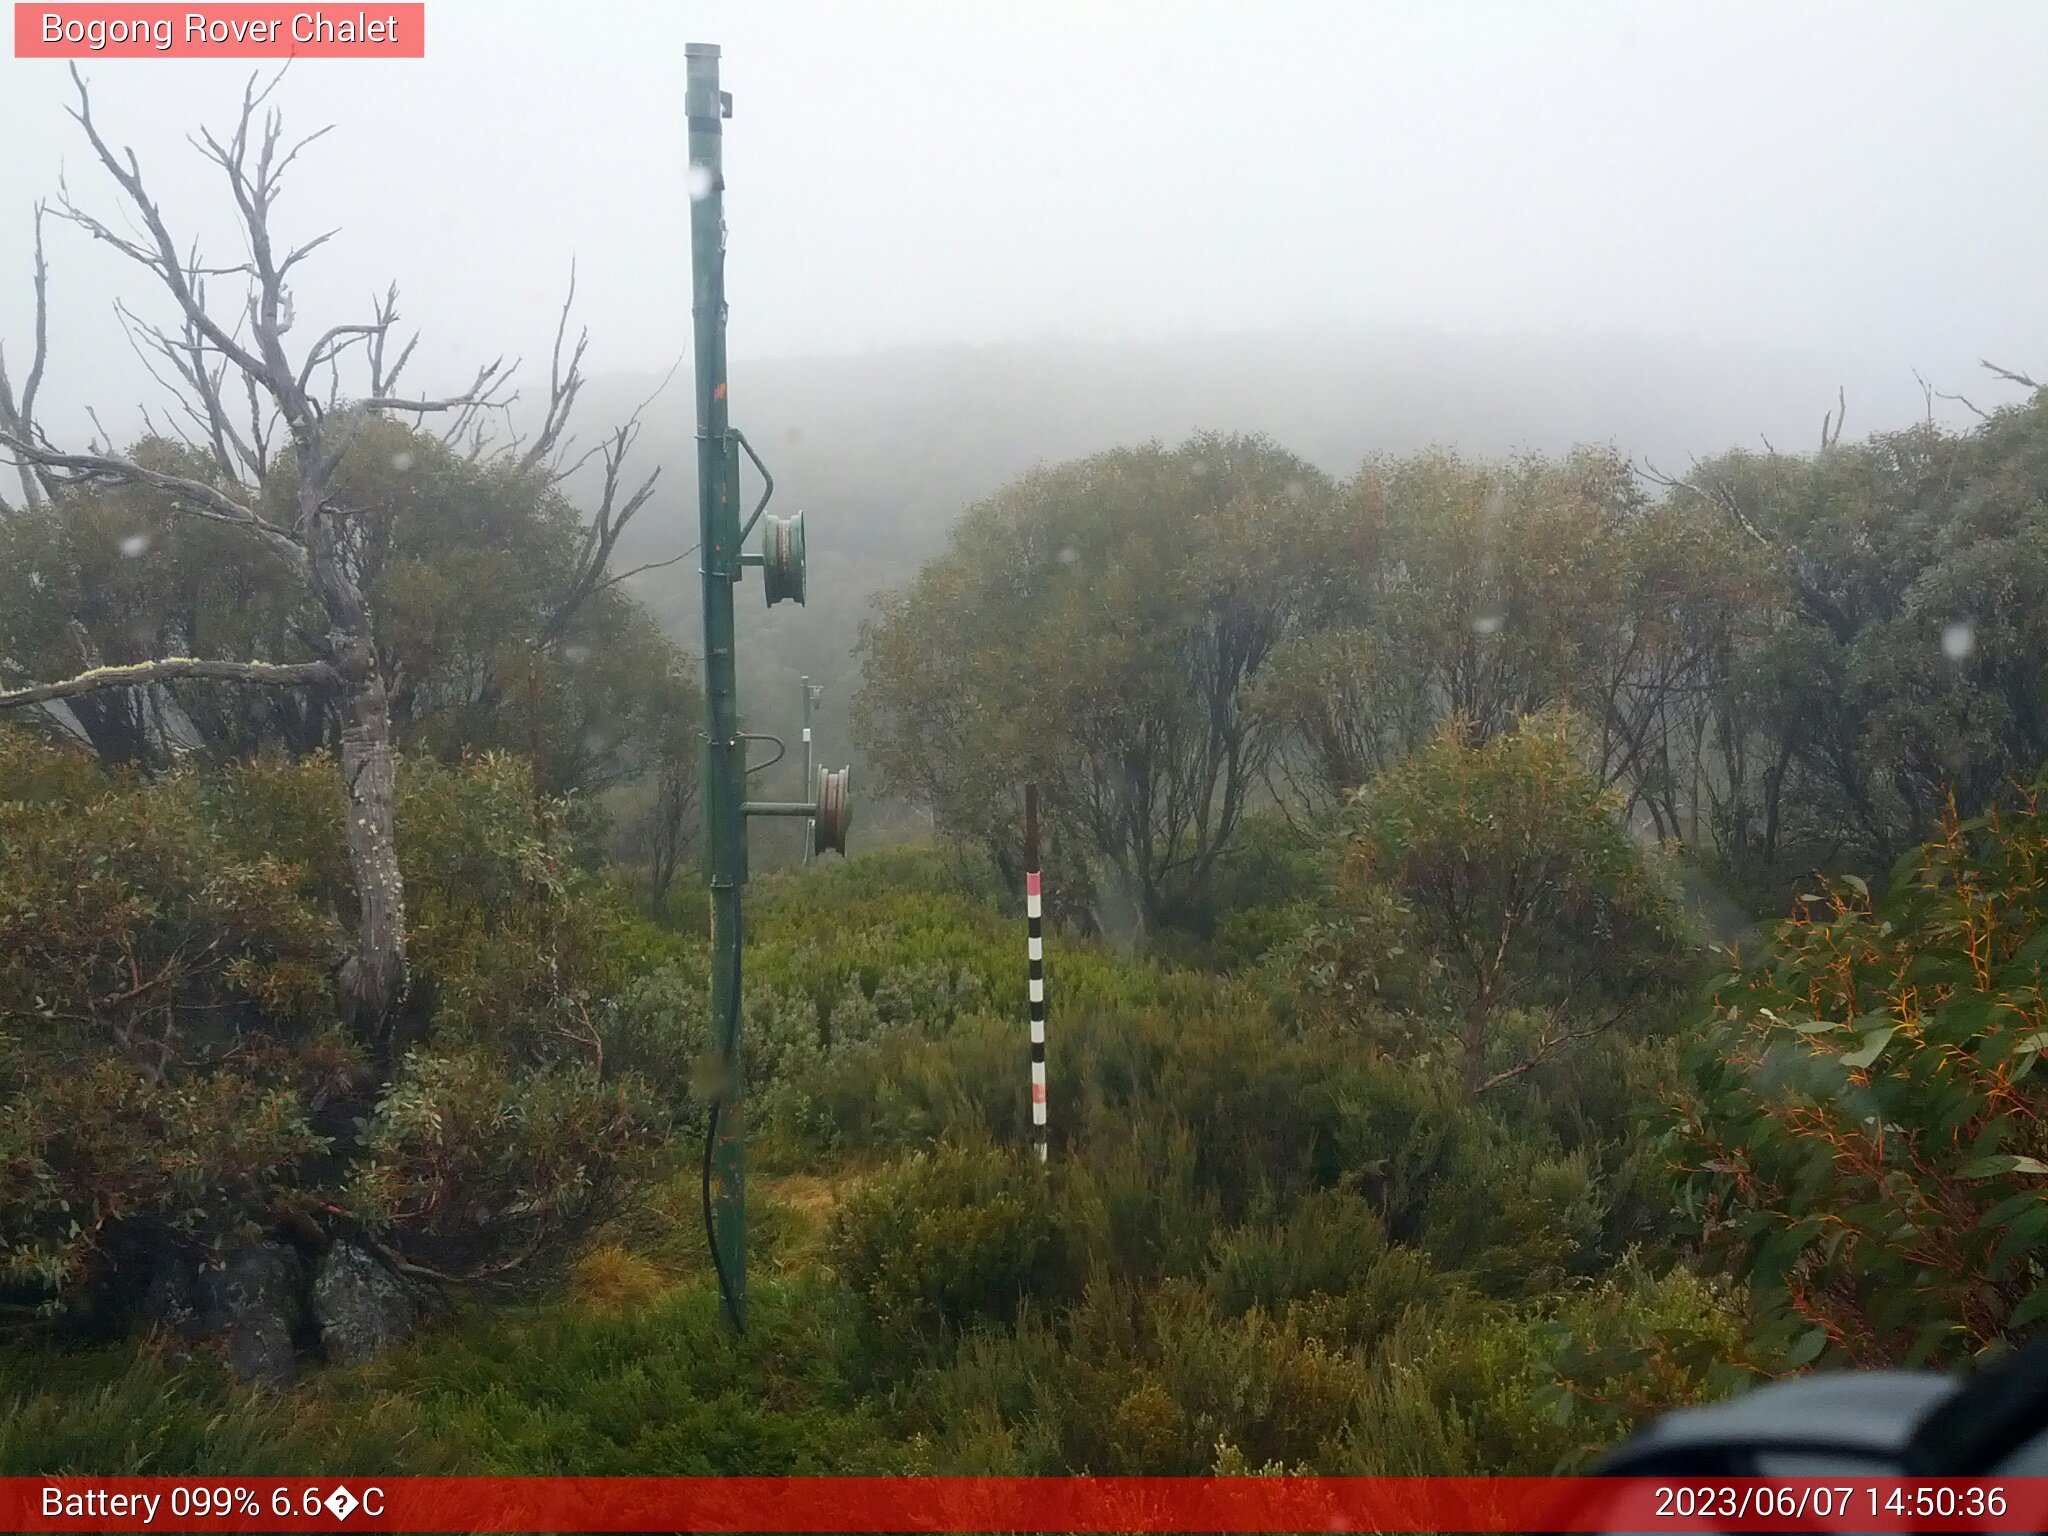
xmin=391 ymin=451 xmax=414 ymax=472
xmin=1942 ymin=621 xmax=1975 ymax=661
xmin=1473 ymin=612 xmax=1503 ymax=636
xmin=119 ymin=533 xmax=150 ymax=558
xmin=686 ymin=162 xmax=714 ymax=201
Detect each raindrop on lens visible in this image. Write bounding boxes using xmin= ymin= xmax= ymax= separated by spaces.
xmin=391 ymin=451 xmax=414 ymax=472
xmin=1473 ymin=612 xmax=1503 ymax=636
xmin=1057 ymin=546 xmax=1079 ymax=565
xmin=1189 ymin=458 xmax=1210 ymax=478
xmin=1942 ymin=621 xmax=1975 ymax=661
xmin=563 ymin=644 xmax=592 ymax=665
xmin=686 ymin=162 xmax=715 ymax=202
xmin=119 ymin=533 xmax=151 ymax=558
xmin=1283 ymin=479 xmax=1307 ymax=502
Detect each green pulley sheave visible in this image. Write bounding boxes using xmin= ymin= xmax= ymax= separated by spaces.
xmin=813 ymin=764 xmax=851 ymax=855
xmin=762 ymin=512 xmax=806 ymax=607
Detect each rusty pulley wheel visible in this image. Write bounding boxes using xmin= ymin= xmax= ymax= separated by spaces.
xmin=813 ymin=764 xmax=850 ymax=856
xmin=761 ymin=511 xmax=806 ymax=607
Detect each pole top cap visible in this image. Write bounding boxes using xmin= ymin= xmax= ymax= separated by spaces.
xmin=686 ymin=42 xmax=721 ymax=57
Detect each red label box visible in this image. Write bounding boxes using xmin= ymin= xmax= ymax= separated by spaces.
xmin=14 ymin=4 xmax=425 ymax=57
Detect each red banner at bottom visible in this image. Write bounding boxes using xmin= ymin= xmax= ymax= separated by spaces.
xmin=3 ymin=1476 xmax=2044 ymax=1533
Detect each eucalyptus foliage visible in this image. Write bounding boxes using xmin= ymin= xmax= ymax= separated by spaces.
xmin=1673 ymin=792 xmax=2048 ymax=1367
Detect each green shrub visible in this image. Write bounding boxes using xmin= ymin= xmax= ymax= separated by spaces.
xmin=1343 ymin=1265 xmax=1761 ymax=1475
xmin=909 ymin=1276 xmax=1363 ymax=1475
xmin=346 ymin=1048 xmax=654 ymax=1281
xmin=1307 ymin=713 xmax=1692 ymax=1096
xmin=827 ymin=1141 xmax=1081 ymax=1362
xmin=2 ymin=1272 xmax=900 ymax=1475
xmin=1420 ymin=1145 xmax=1607 ymax=1299
xmin=1282 ymin=1245 xmax=1449 ymax=1351
xmin=1672 ymin=795 xmax=2048 ymax=1367
xmin=1207 ymin=1185 xmax=1389 ymax=1316
xmin=0 ymin=734 xmax=348 ymax=1300
xmin=0 ymin=731 xmax=677 ymax=1315
xmin=1057 ymin=1121 xmax=1219 ymax=1287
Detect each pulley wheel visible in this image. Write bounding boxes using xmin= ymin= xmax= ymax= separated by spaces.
xmin=814 ymin=764 xmax=850 ymax=856
xmin=762 ymin=511 xmax=806 ymax=607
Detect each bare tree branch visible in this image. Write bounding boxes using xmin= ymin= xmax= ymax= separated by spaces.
xmin=1472 ymin=1005 xmax=1630 ymax=1096
xmin=364 ymin=284 xmax=418 ymax=399
xmin=0 ymin=429 xmax=306 ymax=564
xmin=297 ymin=321 xmax=383 ymax=395
xmin=243 ymin=368 xmax=274 ymax=479
xmin=592 ymin=546 xmax=697 ymax=592
xmin=114 ymin=298 xmax=263 ymax=478
xmin=1982 ymin=359 xmax=2043 ymax=393
xmin=1821 ymin=384 xmax=1845 ymax=449
xmin=514 ymin=262 xmax=589 ymax=475
xmin=538 ymin=417 xmax=664 ymax=647
xmin=0 ymin=655 xmax=334 ymax=711
xmin=17 ymin=205 xmax=49 ymax=439
xmin=1935 ymin=386 xmax=1990 ymax=423
xmin=58 ymin=65 xmax=278 ymax=396
xmin=0 ymin=203 xmax=56 ymax=511
xmin=365 ymin=360 xmax=512 ymax=417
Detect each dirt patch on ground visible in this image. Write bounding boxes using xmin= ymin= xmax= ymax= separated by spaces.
xmin=765 ymin=1173 xmax=848 ymax=1224
xmin=758 ymin=1170 xmax=876 ymax=1272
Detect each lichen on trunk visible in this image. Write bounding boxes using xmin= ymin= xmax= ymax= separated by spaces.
xmin=337 ymin=669 xmax=406 ymax=1041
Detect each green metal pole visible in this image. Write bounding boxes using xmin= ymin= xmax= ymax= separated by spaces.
xmin=687 ymin=40 xmax=746 ymax=1334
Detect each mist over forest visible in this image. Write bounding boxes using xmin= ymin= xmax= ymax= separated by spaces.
xmin=8 ymin=0 xmax=2048 ymax=1493
xmin=587 ymin=324 xmax=2036 ymax=856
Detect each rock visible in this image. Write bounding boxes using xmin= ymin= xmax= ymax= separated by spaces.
xmin=225 ymin=1309 xmax=298 ymax=1387
xmin=312 ymin=1241 xmax=417 ymax=1366
xmin=194 ymin=1241 xmax=305 ymax=1388
xmin=140 ymin=1252 xmax=205 ymax=1341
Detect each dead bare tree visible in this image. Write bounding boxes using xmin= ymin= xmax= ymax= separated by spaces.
xmin=0 ymin=205 xmax=53 ymax=514
xmin=1981 ymin=359 xmax=2043 ymax=393
xmin=0 ymin=68 xmax=527 ymax=1047
xmin=533 ymin=357 xmax=689 ymax=650
xmin=1820 ymin=385 xmax=1846 ymax=449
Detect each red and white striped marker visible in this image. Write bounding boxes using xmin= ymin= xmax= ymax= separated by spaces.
xmin=1025 ymin=783 xmax=1047 ymax=1163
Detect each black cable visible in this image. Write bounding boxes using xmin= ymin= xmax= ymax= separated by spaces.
xmin=701 ymin=901 xmax=744 ymax=1332
xmin=737 ymin=731 xmax=787 ymax=777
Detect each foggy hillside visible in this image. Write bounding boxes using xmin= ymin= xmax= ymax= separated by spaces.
xmin=580 ymin=322 xmax=2026 ymax=829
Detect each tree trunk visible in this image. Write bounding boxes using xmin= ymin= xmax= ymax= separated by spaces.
xmin=310 ymin=494 xmax=408 ymax=1047
xmin=1460 ymin=1013 xmax=1490 ymax=1100
xmin=336 ymin=666 xmax=405 ymax=1044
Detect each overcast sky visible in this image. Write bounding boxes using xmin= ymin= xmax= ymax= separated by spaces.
xmin=2 ymin=0 xmax=2045 ymax=441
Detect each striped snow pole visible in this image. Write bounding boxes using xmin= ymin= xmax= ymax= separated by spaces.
xmin=1025 ymin=783 xmax=1048 ymax=1163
